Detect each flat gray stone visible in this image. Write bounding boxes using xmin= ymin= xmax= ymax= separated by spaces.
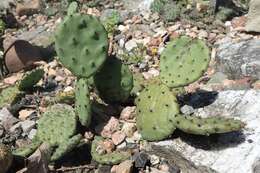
xmin=0 ymin=108 xmax=19 ymax=131
xmin=153 ymin=90 xmax=260 ymax=173
xmin=246 ymin=0 xmax=260 ymax=33
xmin=215 ymin=37 xmax=260 ymax=80
xmin=123 ymin=0 xmax=154 ymax=12
xmin=21 ymin=120 xmax=36 ymax=133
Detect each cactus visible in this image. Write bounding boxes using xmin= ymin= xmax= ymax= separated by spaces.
xmin=13 ymin=104 xmax=82 ymax=161
xmin=75 ymin=78 xmax=92 ymax=127
xmin=13 ymin=137 xmax=42 ymax=158
xmin=0 ymin=85 xmax=22 ymax=108
xmin=173 ymin=114 xmax=245 ymax=136
xmin=136 ymin=83 xmax=245 ymax=141
xmin=136 ymin=84 xmax=179 ymax=141
xmin=91 ymin=136 xmax=130 ymax=165
xmin=94 ymin=57 xmax=133 ymax=103
xmin=0 ymin=144 xmax=13 ymax=173
xmin=18 ymin=68 xmax=44 ymax=91
xmin=55 ymin=13 xmax=108 ymax=78
xmin=160 ymin=36 xmax=210 ymax=87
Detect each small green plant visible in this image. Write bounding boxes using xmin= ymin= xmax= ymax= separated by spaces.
xmin=120 ymin=43 xmax=146 ymax=65
xmin=150 ymin=0 xmax=168 ymax=13
xmin=150 ymin=0 xmax=187 ymax=22
xmin=101 ymin=10 xmax=120 ymax=35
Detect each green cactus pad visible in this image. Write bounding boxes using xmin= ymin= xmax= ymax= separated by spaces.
xmin=0 ymin=144 xmax=13 ymax=173
xmin=160 ymin=36 xmax=210 ymax=87
xmin=0 ymin=85 xmax=22 ymax=108
xmin=13 ymin=104 xmax=81 ymax=161
xmin=55 ymin=13 xmax=108 ymax=78
xmin=75 ymin=78 xmax=92 ymax=127
xmin=174 ymin=114 xmax=245 ymax=136
xmin=94 ymin=57 xmax=133 ymax=103
xmin=136 ymin=84 xmax=179 ymax=141
xmin=12 ymin=137 xmax=42 ymax=158
xmin=91 ymin=136 xmax=130 ymax=165
xmin=51 ymin=134 xmax=82 ymax=161
xmin=18 ymin=68 xmax=44 ymax=91
xmin=37 ymin=104 xmax=77 ymax=146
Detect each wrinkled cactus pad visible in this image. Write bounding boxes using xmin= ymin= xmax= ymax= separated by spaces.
xmin=13 ymin=104 xmax=82 ymax=161
xmin=136 ymin=83 xmax=179 ymax=141
xmin=75 ymin=78 xmax=92 ymax=127
xmin=55 ymin=14 xmax=108 ymax=78
xmin=0 ymin=144 xmax=13 ymax=173
xmin=160 ymin=36 xmax=210 ymax=87
xmin=91 ymin=136 xmax=130 ymax=165
xmin=18 ymin=68 xmax=44 ymax=91
xmin=94 ymin=57 xmax=133 ymax=103
xmin=37 ymin=104 xmax=77 ymax=145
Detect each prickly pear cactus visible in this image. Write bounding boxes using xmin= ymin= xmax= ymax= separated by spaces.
xmin=75 ymin=78 xmax=92 ymax=127
xmin=136 ymin=83 xmax=179 ymax=141
xmin=0 ymin=144 xmax=13 ymax=173
xmin=0 ymin=85 xmax=22 ymax=108
xmin=18 ymin=68 xmax=44 ymax=91
xmin=91 ymin=136 xmax=130 ymax=165
xmin=160 ymin=36 xmax=210 ymax=87
xmin=55 ymin=14 xmax=108 ymax=78
xmin=94 ymin=57 xmax=133 ymax=103
xmin=13 ymin=104 xmax=82 ymax=161
xmin=173 ymin=114 xmax=245 ymax=136
xmin=136 ymin=83 xmax=245 ymax=141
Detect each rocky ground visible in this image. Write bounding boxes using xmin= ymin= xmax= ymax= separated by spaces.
xmin=0 ymin=0 xmax=260 ymax=173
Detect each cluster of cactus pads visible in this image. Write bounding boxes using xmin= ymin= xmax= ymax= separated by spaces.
xmin=11 ymin=5 xmax=245 ymax=166
xmin=13 ymin=104 xmax=82 ymax=161
xmin=136 ymin=36 xmax=245 ymax=141
xmin=55 ymin=7 xmax=133 ymax=126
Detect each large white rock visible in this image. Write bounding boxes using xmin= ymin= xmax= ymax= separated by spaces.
xmin=153 ymin=90 xmax=260 ymax=173
xmin=246 ymin=0 xmax=260 ymax=33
